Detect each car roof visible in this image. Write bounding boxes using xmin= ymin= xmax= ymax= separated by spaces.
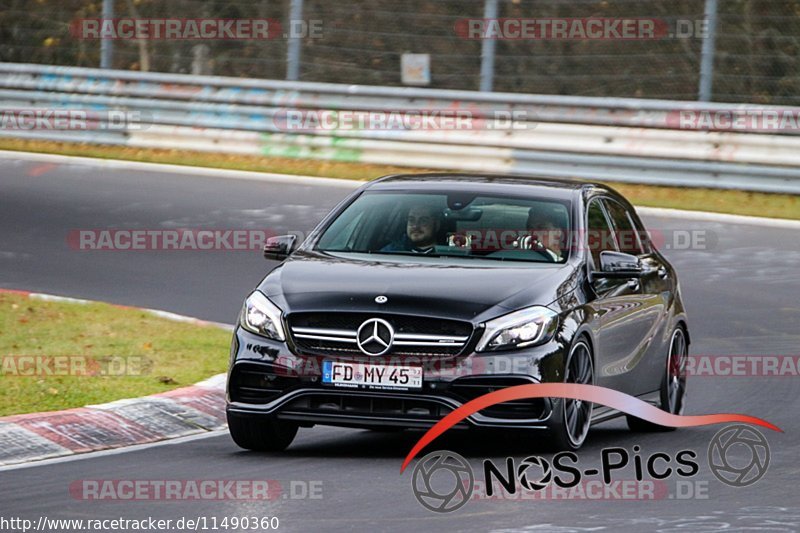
xmin=364 ymin=173 xmax=615 ymax=201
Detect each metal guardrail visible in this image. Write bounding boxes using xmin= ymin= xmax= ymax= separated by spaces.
xmin=1 ymin=62 xmax=799 ymax=194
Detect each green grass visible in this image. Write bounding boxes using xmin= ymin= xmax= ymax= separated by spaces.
xmin=0 ymin=292 xmax=231 ymax=416
xmin=1 ymin=138 xmax=798 ymax=220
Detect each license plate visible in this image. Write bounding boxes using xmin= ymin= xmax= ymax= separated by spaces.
xmin=322 ymin=360 xmax=422 ymax=391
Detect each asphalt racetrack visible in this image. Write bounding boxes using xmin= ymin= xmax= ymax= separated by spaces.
xmin=1 ymin=153 xmax=799 ymax=532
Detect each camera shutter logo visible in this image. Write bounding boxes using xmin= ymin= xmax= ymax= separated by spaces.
xmin=517 ymin=456 xmax=553 ymax=492
xmin=708 ymin=424 xmax=770 ymax=487
xmin=411 ymin=451 xmax=474 ymax=513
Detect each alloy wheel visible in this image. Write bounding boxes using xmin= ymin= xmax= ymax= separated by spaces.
xmin=563 ymin=340 xmax=594 ymax=447
xmin=667 ymin=329 xmax=688 ymax=415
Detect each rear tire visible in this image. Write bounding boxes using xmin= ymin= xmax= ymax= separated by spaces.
xmin=227 ymin=413 xmax=298 ymax=451
xmin=627 ymin=327 xmax=688 ymax=432
xmin=548 ymin=338 xmax=594 ymax=451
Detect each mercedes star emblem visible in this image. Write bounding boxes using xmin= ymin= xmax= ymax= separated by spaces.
xmin=356 ymin=318 xmax=394 ymax=356
xmin=375 ymin=295 xmax=388 ymax=304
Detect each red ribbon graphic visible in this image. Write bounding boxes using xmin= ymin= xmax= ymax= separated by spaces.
xmin=400 ymin=383 xmax=781 ymax=473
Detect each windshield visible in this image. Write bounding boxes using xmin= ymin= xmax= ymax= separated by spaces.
xmin=315 ymin=191 xmax=571 ymax=264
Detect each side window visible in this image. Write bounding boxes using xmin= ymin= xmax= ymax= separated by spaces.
xmin=603 ymin=199 xmax=644 ymax=256
xmin=629 ymin=212 xmax=654 ymax=254
xmin=586 ymin=200 xmax=617 ymax=269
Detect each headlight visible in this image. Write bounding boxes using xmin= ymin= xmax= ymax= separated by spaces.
xmin=476 ymin=306 xmax=558 ymax=352
xmin=239 ymin=291 xmax=285 ymax=341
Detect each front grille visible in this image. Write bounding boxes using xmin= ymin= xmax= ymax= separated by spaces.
xmin=287 ymin=313 xmax=474 ymax=357
xmin=282 ymin=393 xmax=455 ymax=420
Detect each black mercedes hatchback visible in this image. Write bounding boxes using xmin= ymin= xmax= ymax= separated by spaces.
xmin=226 ymin=174 xmax=689 ymax=451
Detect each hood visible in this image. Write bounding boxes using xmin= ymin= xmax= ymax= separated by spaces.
xmin=259 ymin=250 xmax=578 ymax=323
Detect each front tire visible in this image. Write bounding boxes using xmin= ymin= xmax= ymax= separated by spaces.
xmin=227 ymin=413 xmax=298 ymax=451
xmin=627 ymin=327 xmax=688 ymax=432
xmin=548 ymin=338 xmax=594 ymax=451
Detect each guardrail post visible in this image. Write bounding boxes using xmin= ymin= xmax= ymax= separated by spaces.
xmin=286 ymin=0 xmax=304 ymax=81
xmin=100 ymin=0 xmax=114 ymax=69
xmin=479 ymin=0 xmax=498 ymax=92
xmin=698 ymin=0 xmax=719 ymax=102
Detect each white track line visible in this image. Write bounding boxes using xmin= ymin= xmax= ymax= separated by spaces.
xmin=2 ymin=149 xmax=797 ymax=228
xmin=0 ymin=150 xmax=359 ymax=189
xmin=635 ymin=206 xmax=800 ymax=229
xmin=0 ymin=430 xmax=229 ymax=472
xmin=23 ymin=292 xmax=233 ymax=331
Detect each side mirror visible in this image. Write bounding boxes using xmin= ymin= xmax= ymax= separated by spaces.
xmin=263 ymin=235 xmax=297 ymax=261
xmin=593 ymin=251 xmax=643 ymax=279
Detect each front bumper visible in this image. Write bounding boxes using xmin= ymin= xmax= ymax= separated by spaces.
xmin=226 ymin=327 xmax=568 ymax=430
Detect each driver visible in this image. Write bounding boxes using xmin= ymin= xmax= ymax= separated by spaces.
xmin=381 ymin=203 xmax=441 ymax=254
xmin=526 ymin=208 xmax=566 ymax=261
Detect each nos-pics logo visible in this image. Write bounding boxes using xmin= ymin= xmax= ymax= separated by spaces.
xmin=411 ymin=424 xmax=770 ymax=513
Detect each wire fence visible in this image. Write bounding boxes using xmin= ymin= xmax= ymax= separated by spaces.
xmin=0 ymin=0 xmax=798 ymax=104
